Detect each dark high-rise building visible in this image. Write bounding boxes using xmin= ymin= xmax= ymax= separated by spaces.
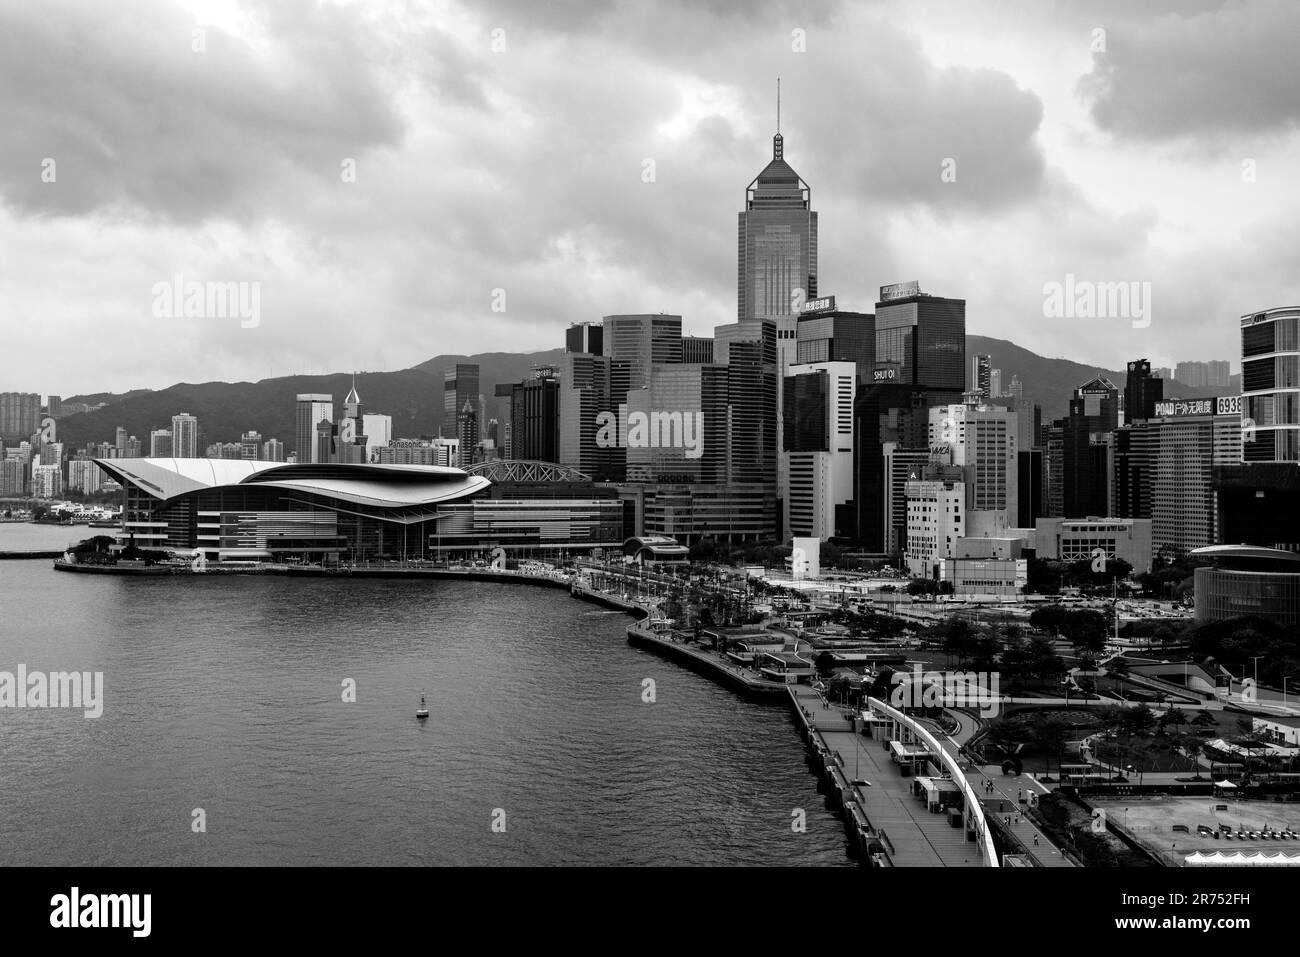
xmin=1114 ymin=422 xmax=1156 ymax=520
xmin=1044 ymin=420 xmax=1065 ymax=517
xmin=443 ymin=364 xmax=480 ymax=438
xmin=852 ymin=379 xmax=962 ymax=552
xmin=794 ymin=298 xmax=875 ymax=371
xmin=970 ymin=354 xmax=991 ymax=397
xmin=509 ymin=367 xmax=560 ymax=463
xmin=738 ymin=131 xmax=817 ymax=323
xmin=784 ymin=371 xmax=828 ymax=454
xmin=873 ymin=283 xmax=966 ymax=392
xmin=1017 ymin=449 xmax=1044 ymax=528
xmin=565 ymin=321 xmax=603 ymax=356
xmin=1062 ymin=375 xmax=1119 ymax=517
xmin=1124 ymin=358 xmax=1164 ymax=423
xmin=713 ymin=319 xmax=777 ymax=490
xmin=457 ymin=399 xmax=479 ymax=467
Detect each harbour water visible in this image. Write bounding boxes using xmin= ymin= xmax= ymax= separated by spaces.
xmin=0 ymin=534 xmax=852 ymax=866
xmin=0 ymin=522 xmax=87 ymax=553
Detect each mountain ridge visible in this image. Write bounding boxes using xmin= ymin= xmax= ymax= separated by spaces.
xmin=51 ymin=337 xmax=1233 ymax=451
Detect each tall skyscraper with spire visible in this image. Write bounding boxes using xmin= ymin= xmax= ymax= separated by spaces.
xmin=336 ymin=376 xmax=368 ymax=464
xmin=738 ymin=84 xmax=817 ymax=536
xmin=737 ymin=92 xmax=817 ymax=323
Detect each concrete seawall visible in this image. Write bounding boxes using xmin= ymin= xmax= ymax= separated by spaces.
xmin=624 ymin=627 xmax=789 ymax=700
xmin=285 ymin=565 xmax=575 ymax=591
xmin=787 ymin=688 xmax=883 ymax=867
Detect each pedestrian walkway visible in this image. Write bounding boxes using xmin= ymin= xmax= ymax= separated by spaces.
xmin=968 ymin=769 xmax=1075 ymax=867
xmin=792 ymin=686 xmax=983 ymax=867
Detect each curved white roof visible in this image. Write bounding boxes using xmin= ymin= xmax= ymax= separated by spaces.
xmin=94 ymin=458 xmax=488 ymax=508
xmin=1190 ymin=544 xmax=1300 ymax=563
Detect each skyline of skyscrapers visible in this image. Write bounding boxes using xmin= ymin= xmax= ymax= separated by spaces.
xmin=5 ymin=111 xmax=1284 ymax=590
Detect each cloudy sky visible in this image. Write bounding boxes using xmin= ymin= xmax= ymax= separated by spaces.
xmin=3 ymin=0 xmax=1298 ymax=396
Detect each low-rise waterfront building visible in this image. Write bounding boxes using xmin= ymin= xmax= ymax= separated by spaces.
xmin=93 ymin=457 xmax=628 ymax=561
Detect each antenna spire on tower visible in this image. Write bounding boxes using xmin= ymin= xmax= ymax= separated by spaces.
xmin=777 ymin=77 xmax=781 ymax=134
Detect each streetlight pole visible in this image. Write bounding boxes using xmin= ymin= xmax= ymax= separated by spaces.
xmin=1250 ymin=655 xmax=1266 ymax=701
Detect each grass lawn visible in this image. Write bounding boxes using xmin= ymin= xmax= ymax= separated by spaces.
xmin=1092 ymin=734 xmax=1201 ymax=774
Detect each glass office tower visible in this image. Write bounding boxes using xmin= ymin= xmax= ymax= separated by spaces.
xmin=874 ymin=286 xmax=966 ymax=392
xmin=738 ymin=133 xmax=817 ymax=323
xmin=1242 ymin=305 xmax=1300 ymax=463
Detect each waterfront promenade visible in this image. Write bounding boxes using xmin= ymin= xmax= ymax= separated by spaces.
xmin=790 ymin=684 xmax=985 ymax=866
xmin=624 ymin=627 xmax=789 ymax=698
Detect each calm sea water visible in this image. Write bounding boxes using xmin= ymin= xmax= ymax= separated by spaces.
xmin=0 ymin=522 xmax=89 ymax=552
xmin=0 ymin=530 xmax=852 ymax=866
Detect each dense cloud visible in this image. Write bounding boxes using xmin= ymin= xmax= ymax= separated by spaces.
xmin=0 ymin=0 xmax=1294 ymax=394
xmin=0 ymin=0 xmax=405 ymax=222
xmin=1079 ymin=0 xmax=1300 ymax=140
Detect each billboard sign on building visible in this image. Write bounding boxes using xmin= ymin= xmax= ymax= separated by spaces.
xmin=1153 ymin=396 xmax=1242 ymax=417
xmin=879 ymin=281 xmax=921 ymax=302
xmin=800 ymin=296 xmax=836 ymax=315
xmin=1216 ymin=395 xmax=1244 ymax=416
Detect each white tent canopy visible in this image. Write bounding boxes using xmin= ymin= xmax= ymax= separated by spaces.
xmin=1186 ymin=851 xmax=1300 ymax=866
